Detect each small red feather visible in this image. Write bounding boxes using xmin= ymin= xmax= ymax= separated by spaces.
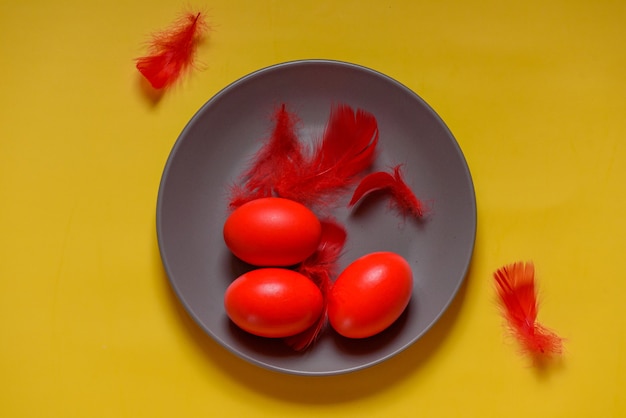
xmin=494 ymin=262 xmax=564 ymax=356
xmin=284 ymin=220 xmax=347 ymax=351
xmin=349 ymin=164 xmax=426 ymax=218
xmin=274 ymin=104 xmax=379 ymax=209
xmin=228 ymin=104 xmax=304 ymax=209
xmin=136 ymin=11 xmax=208 ymax=90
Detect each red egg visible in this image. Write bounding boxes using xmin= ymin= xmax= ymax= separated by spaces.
xmin=224 ymin=268 xmax=324 ymax=338
xmin=328 ymin=252 xmax=413 ymax=338
xmin=223 ymin=197 xmax=322 ymax=266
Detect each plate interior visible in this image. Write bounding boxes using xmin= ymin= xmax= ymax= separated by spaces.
xmin=157 ymin=60 xmax=476 ymax=375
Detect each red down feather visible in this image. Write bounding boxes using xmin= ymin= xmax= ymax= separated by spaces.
xmin=136 ymin=11 xmax=208 ymax=90
xmin=348 ymin=164 xmax=426 ymax=218
xmin=285 ymin=220 xmax=347 ymax=351
xmin=494 ymin=261 xmax=564 ymax=356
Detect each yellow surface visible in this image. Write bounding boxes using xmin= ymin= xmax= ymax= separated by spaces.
xmin=1 ymin=0 xmax=625 ymax=416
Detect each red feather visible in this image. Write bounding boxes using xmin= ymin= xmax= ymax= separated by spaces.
xmin=349 ymin=164 xmax=426 ymax=218
xmin=228 ymin=104 xmax=304 ymax=209
xmin=284 ymin=220 xmax=347 ymax=351
xmin=228 ymin=103 xmax=379 ymax=211
xmin=274 ymin=104 xmax=379 ymax=209
xmin=136 ymin=11 xmax=208 ymax=90
xmin=494 ymin=262 xmax=564 ymax=356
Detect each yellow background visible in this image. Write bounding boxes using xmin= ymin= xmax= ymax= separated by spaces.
xmin=2 ymin=0 xmax=625 ymax=416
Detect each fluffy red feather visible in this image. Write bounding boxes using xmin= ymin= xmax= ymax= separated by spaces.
xmin=348 ymin=164 xmax=426 ymax=218
xmin=229 ymin=103 xmax=379 ymax=211
xmin=494 ymin=262 xmax=564 ymax=356
xmin=136 ymin=11 xmax=208 ymax=90
xmin=284 ymin=220 xmax=347 ymax=351
xmin=274 ymin=104 xmax=379 ymax=209
xmin=229 ymin=104 xmax=304 ymax=209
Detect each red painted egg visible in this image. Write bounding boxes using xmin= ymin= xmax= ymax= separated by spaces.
xmin=223 ymin=197 xmax=322 ymax=266
xmin=224 ymin=268 xmax=324 ymax=338
xmin=328 ymin=252 xmax=413 ymax=338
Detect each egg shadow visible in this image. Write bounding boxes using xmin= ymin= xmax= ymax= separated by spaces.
xmin=223 ymin=251 xmax=257 ymax=283
xmin=329 ymin=303 xmax=412 ymax=356
xmin=157 ymin=231 xmax=476 ymax=404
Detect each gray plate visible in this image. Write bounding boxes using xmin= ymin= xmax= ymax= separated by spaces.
xmin=156 ymin=60 xmax=476 ymax=376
